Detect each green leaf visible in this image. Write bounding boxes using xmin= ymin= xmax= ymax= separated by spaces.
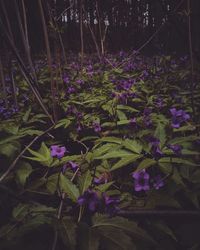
xmin=146 ymin=192 xmax=181 ymax=208
xmin=168 ymin=136 xmax=200 ymax=144
xmin=159 ymin=157 xmax=198 ymax=166
xmin=99 ymin=227 xmax=134 ymax=250
xmin=92 ymin=214 xmax=155 ymax=244
xmin=154 ymin=222 xmax=177 ymax=241
xmin=191 ymin=170 xmax=200 ymax=183
xmin=173 ymin=125 xmax=196 ymax=132
xmin=22 ymin=107 xmax=32 ymax=123
xmin=154 ymin=122 xmax=166 ymax=147
xmin=94 ymin=150 xmax=134 ymax=160
xmin=122 ymin=139 xmax=143 ymax=154
xmin=55 ymin=118 xmax=71 ymax=129
xmin=96 ymin=137 xmax=122 ymax=144
xmin=59 ymin=174 xmax=80 ymax=202
xmin=78 ymin=170 xmax=93 ymax=194
xmin=172 ymin=168 xmax=185 ymax=186
xmin=134 ymin=158 xmax=156 ymax=172
xmin=92 ymin=143 xmax=119 ymax=158
xmin=16 ymin=161 xmax=32 ymax=186
xmin=26 ymin=142 xmax=53 ymax=167
xmin=110 ymin=155 xmax=142 ymax=171
xmin=12 ymin=203 xmax=30 ymax=220
xmin=116 ymin=110 xmax=127 ymax=120
xmin=46 ymin=174 xmax=59 ymax=194
xmin=59 ymin=216 xmax=77 ymax=250
xmin=117 ymin=120 xmax=131 ymax=125
xmin=117 ymin=105 xmax=139 ymax=113
xmin=0 ymin=142 xmax=20 ymax=158
xmin=96 ymin=181 xmax=115 ymax=192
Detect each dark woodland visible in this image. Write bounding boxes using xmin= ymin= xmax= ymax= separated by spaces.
xmin=0 ymin=1 xmax=200 ymax=250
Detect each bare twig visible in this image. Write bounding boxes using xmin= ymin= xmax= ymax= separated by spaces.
xmin=0 ymin=13 xmax=55 ymax=124
xmin=38 ymin=0 xmax=57 ymax=122
xmin=113 ymin=0 xmax=185 ymax=70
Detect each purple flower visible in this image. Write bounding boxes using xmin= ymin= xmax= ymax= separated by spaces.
xmin=149 ymin=137 xmax=163 ymax=157
xmin=63 ymin=161 xmax=79 ymax=173
xmin=143 ymin=108 xmax=152 ymax=127
xmin=76 ymin=79 xmax=84 ymax=85
xmin=118 ymin=80 xmax=133 ymax=91
xmin=94 ymin=172 xmax=111 ymax=185
xmin=78 ymin=189 xmax=100 ymax=212
xmin=50 ymin=145 xmax=67 ymax=159
xmin=155 ymin=97 xmax=163 ymax=108
xmin=168 ymin=144 xmax=182 ymax=155
xmin=63 ymin=75 xmax=70 ymax=84
xmin=67 ymin=87 xmax=76 ymax=94
xmin=170 ymin=108 xmax=190 ymax=128
xmin=129 ymin=117 xmax=137 ymax=127
xmin=132 ymin=169 xmax=150 ymax=192
xmin=66 ymin=105 xmax=76 ymax=115
xmin=76 ymin=123 xmax=82 ymax=132
xmin=153 ymin=175 xmax=164 ymax=190
xmin=92 ymin=122 xmax=101 ymax=132
xmin=103 ymin=194 xmax=120 ymax=216
xmin=118 ymin=92 xmax=129 ymax=103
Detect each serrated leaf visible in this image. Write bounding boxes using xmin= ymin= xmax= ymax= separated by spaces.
xmin=154 ymin=122 xmax=166 ymax=147
xmin=110 ymin=155 xmax=142 ymax=171
xmin=168 ymin=136 xmax=200 ymax=144
xmin=116 ymin=110 xmax=127 ymax=120
xmin=27 ymin=142 xmax=53 ymax=167
xmin=122 ymin=139 xmax=143 ymax=154
xmin=22 ymin=107 xmax=32 ymax=123
xmin=59 ymin=174 xmax=80 ymax=202
xmin=154 ymin=222 xmax=177 ymax=241
xmin=159 ymin=157 xmax=197 ymax=166
xmin=117 ymin=104 xmax=139 ymax=113
xmin=92 ymin=143 xmax=119 ymax=158
xmin=172 ymin=168 xmax=185 ymax=186
xmin=16 ymin=161 xmax=32 ymax=186
xmin=95 ymin=150 xmax=134 ymax=160
xmin=92 ymin=214 xmax=155 ymax=245
xmin=134 ymin=158 xmax=156 ymax=172
xmin=59 ymin=216 xmax=77 ymax=250
xmin=12 ymin=203 xmax=30 ymax=220
xmin=55 ymin=119 xmax=71 ymax=129
xmin=96 ymin=181 xmax=115 ymax=192
xmin=46 ymin=174 xmax=59 ymax=194
xmin=78 ymin=170 xmax=93 ymax=194
xmin=0 ymin=142 xmax=20 ymax=158
xmin=96 ymin=137 xmax=122 ymax=144
xmin=99 ymin=227 xmax=134 ymax=250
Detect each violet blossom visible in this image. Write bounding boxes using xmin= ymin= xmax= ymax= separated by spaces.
xmin=132 ymin=169 xmax=150 ymax=192
xmin=92 ymin=122 xmax=101 ymax=132
xmin=153 ymin=175 xmax=164 ymax=190
xmin=77 ymin=189 xmax=100 ymax=212
xmin=170 ymin=108 xmax=190 ymax=128
xmin=50 ymin=145 xmax=67 ymax=159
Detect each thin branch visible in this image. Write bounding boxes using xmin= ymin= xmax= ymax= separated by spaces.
xmin=0 ymin=13 xmax=55 ymax=124
xmin=38 ymin=0 xmax=57 ymax=122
